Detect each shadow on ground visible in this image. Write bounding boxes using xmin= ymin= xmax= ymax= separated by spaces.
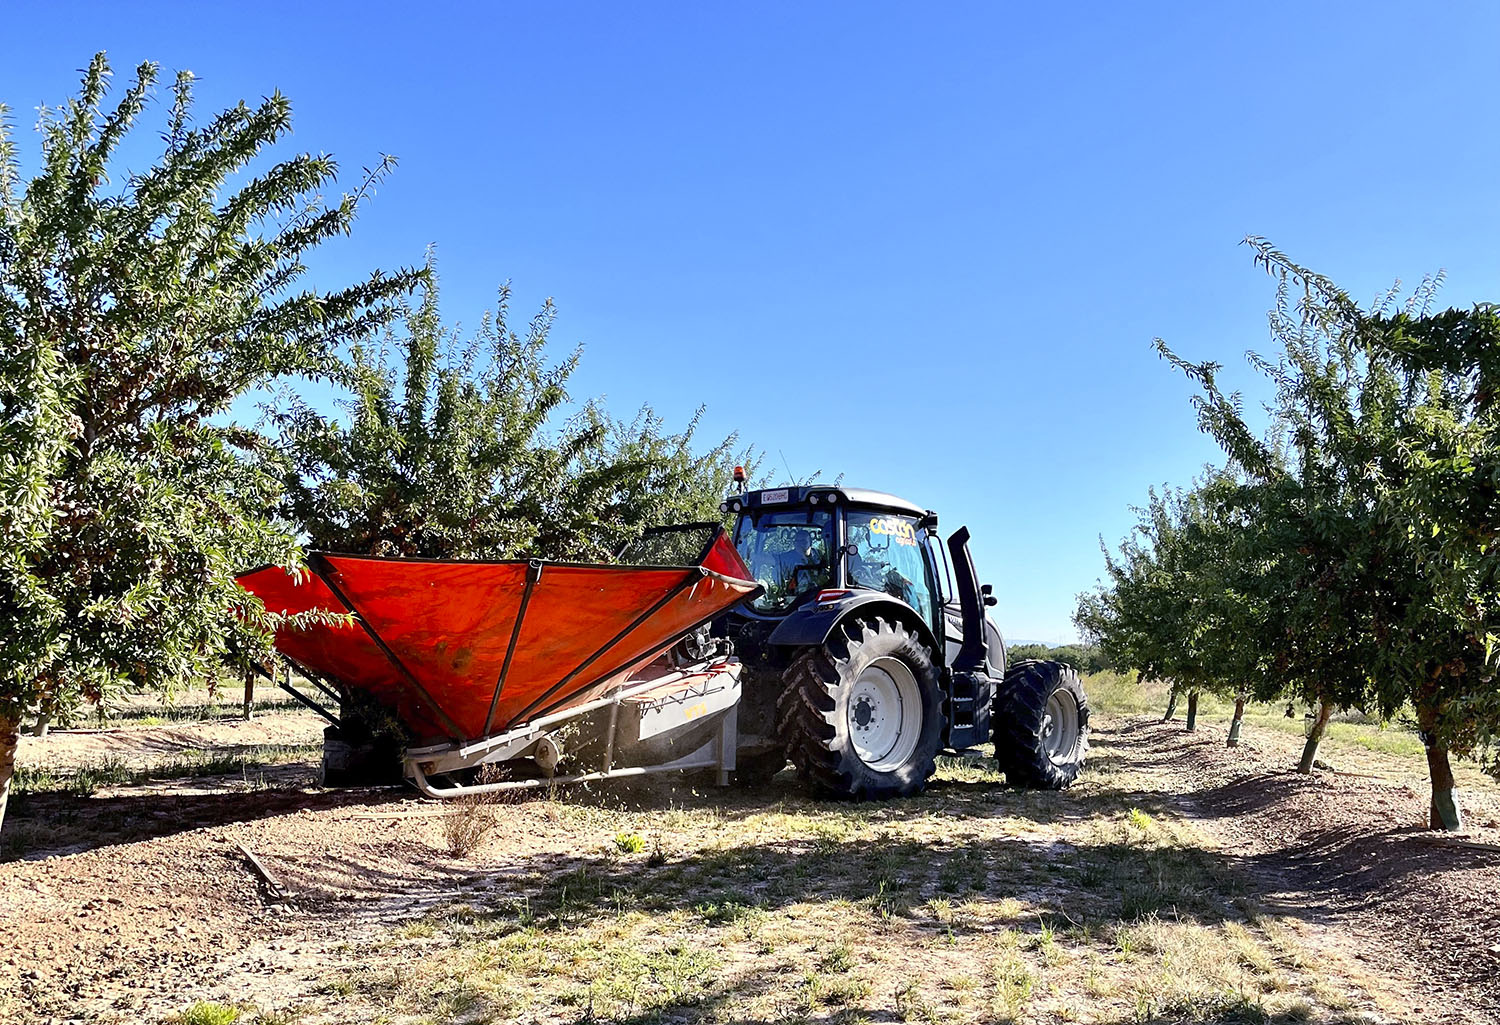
xmin=2 ymin=784 xmax=405 ymax=861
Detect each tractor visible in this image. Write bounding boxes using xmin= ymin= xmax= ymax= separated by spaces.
xmin=712 ymin=484 xmax=1089 ymax=798
xmin=240 ymin=483 xmax=1088 ymax=801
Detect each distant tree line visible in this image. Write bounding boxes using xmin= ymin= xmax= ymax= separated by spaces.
xmin=0 ymin=56 xmax=750 ymax=833
xmin=1077 ymin=239 xmax=1500 ymax=831
xmin=1007 ymin=643 xmax=1111 ymax=675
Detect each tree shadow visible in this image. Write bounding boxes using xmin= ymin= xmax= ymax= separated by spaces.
xmin=1 ymin=785 xmax=406 ymax=861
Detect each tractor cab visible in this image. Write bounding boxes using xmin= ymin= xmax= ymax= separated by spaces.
xmin=719 ymin=486 xmax=1014 ymax=760
xmin=725 ymin=486 xmax=935 ymax=621
xmin=723 ymin=487 xmax=1005 ymax=670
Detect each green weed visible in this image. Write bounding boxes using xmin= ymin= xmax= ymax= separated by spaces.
xmin=612 ymin=831 xmax=645 ymax=854
xmin=176 ymin=1002 xmax=241 ymax=1025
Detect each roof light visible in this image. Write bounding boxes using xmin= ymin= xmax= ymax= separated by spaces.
xmin=808 ymin=494 xmax=819 ymax=505
xmin=719 ymin=502 xmax=729 ymax=513
xmin=732 ymin=465 xmax=746 ymax=483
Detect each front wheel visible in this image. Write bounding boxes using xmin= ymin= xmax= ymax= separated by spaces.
xmin=778 ymin=616 xmax=945 ymax=799
xmin=993 ymin=660 xmax=1089 ymax=789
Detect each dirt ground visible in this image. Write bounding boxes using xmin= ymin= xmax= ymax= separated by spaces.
xmin=2 ymin=709 xmax=1497 ymax=1025
xmin=1115 ymin=715 xmax=1500 ymax=1022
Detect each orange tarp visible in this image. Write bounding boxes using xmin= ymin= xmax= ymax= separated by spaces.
xmin=237 ymin=532 xmax=758 ymax=743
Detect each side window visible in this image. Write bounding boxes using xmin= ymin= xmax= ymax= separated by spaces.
xmin=925 ymin=534 xmax=955 ymax=605
xmin=844 ymin=510 xmax=937 ymax=625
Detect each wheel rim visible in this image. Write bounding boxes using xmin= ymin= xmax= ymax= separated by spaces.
xmin=847 ymin=656 xmax=922 ymax=772
xmin=1041 ymin=689 xmax=1080 ymax=764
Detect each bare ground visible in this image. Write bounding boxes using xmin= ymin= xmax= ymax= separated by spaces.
xmin=1113 ymin=715 xmax=1500 ymax=1022
xmin=0 ymin=709 xmax=1496 ymax=1024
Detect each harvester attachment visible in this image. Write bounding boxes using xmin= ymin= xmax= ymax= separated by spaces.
xmin=236 ymin=525 xmax=761 ymax=795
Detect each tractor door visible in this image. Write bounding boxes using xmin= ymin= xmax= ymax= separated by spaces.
xmin=924 ymin=533 xmax=965 ymax=666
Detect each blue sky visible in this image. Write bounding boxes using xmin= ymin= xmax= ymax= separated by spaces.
xmin=6 ymin=2 xmax=1500 ymax=641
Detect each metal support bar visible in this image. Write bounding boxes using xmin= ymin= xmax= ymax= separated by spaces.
xmin=714 ymin=704 xmax=737 ymax=786
xmin=284 ymin=657 xmax=343 ymax=707
xmin=278 ymin=680 xmax=342 ymax=727
xmin=306 ymin=553 xmax=466 ymax=740
xmin=513 ymin=568 xmax=706 ymax=723
xmin=483 ymin=560 xmax=543 ymax=736
xmin=408 ymin=733 xmax=729 ymax=799
xmin=602 ymin=701 xmax=620 ymax=775
xmin=407 ymin=664 xmax=713 ymax=765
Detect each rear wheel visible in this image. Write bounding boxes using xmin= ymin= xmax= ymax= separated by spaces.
xmin=778 ymin=616 xmax=944 ymax=798
xmin=993 ymin=659 xmax=1089 ymax=789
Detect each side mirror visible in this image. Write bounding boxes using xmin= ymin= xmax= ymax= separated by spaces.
xmin=981 ymin=583 xmax=997 ymax=607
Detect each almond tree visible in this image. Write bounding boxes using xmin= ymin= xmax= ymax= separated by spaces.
xmin=1166 ymin=239 xmax=1500 ymax=827
xmin=1076 ymin=472 xmax=1268 ymax=742
xmin=0 ymin=55 xmax=420 ymax=832
xmin=269 ymin=263 xmax=752 ymax=562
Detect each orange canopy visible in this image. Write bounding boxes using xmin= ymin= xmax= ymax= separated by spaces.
xmin=237 ymin=530 xmax=758 ymax=743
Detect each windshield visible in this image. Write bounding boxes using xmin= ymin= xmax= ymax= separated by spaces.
xmin=844 ymin=509 xmax=935 ymax=624
xmin=733 ymin=508 xmax=834 ymax=613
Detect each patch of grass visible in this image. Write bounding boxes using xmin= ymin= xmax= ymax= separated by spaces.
xmin=820 ymin=940 xmax=856 ymax=973
xmin=175 ymin=1002 xmax=241 ymax=1025
xmin=270 ymin=724 xmax=1380 ymax=1025
xmin=693 ymin=898 xmax=757 ymax=925
xmin=1084 ymin=671 xmax=1441 ymax=772
xmin=105 ymin=694 xmax=299 ymax=723
xmin=991 ymin=933 xmax=1036 ymax=1023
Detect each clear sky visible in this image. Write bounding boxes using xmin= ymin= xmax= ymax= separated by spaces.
xmin=6 ymin=2 xmax=1500 ymax=642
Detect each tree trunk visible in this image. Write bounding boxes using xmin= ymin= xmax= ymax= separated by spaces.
xmin=1415 ymin=692 xmax=1463 ymax=831
xmin=0 ymin=715 xmax=19 ymax=836
xmin=1184 ymin=690 xmax=1200 ymax=732
xmin=1297 ymin=699 xmax=1332 ymax=774
xmin=243 ymin=665 xmax=256 ymax=721
xmin=1424 ymin=742 xmax=1462 ymax=831
xmin=1227 ymin=695 xmax=1246 ymax=747
xmin=30 ymin=713 xmax=49 ymax=738
xmin=1162 ymin=686 xmax=1179 ymax=722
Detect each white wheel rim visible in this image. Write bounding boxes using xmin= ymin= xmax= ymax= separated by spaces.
xmin=1042 ymin=689 xmax=1080 ymax=764
xmin=847 ymin=656 xmax=922 ymax=772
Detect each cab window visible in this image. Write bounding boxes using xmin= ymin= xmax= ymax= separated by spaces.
xmin=733 ymin=508 xmax=835 ymax=613
xmin=925 ymin=533 xmax=955 ymax=604
xmin=844 ymin=510 xmax=937 ymax=624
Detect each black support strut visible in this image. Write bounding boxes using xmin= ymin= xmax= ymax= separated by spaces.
xmin=482 ymin=560 xmax=544 ymax=736
xmin=512 ymin=568 xmax=705 ymax=724
xmin=306 ymin=553 xmax=467 ymax=741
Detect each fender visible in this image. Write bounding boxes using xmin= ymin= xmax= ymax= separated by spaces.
xmin=766 ymin=592 xmax=941 ymax=655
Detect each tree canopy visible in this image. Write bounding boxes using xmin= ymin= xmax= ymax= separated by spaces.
xmin=0 ymin=55 xmax=424 ymax=830
xmin=268 ymin=259 xmax=751 ymax=562
xmin=1084 ymin=238 xmax=1500 ymax=828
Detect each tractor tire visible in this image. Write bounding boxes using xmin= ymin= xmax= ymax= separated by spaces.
xmin=777 ymin=615 xmax=945 ymax=799
xmin=993 ymin=659 xmax=1089 ymax=789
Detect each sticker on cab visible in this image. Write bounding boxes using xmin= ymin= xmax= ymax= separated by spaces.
xmin=870 ymin=516 xmax=918 ymax=546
